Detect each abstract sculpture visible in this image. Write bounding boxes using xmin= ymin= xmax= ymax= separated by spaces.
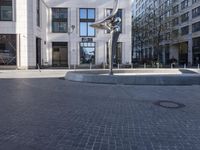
xmin=90 ymin=0 xmax=121 ymax=75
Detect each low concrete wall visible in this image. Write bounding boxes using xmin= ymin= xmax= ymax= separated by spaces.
xmin=65 ymin=69 xmax=200 ymax=85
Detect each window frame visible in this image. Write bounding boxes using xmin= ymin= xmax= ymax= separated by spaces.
xmin=0 ymin=0 xmax=13 ymax=21
xmin=52 ymin=8 xmax=68 ymax=33
xmin=79 ymin=8 xmax=96 ymax=37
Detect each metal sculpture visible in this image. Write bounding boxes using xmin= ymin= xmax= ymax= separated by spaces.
xmin=90 ymin=0 xmax=121 ymax=75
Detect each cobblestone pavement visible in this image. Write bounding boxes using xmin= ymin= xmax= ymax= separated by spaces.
xmin=0 ymin=78 xmax=200 ymax=150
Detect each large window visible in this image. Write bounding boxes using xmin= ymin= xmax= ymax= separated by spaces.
xmin=106 ymin=42 xmax=122 ymax=64
xmin=192 ymin=21 xmax=200 ymax=32
xmin=106 ymin=9 xmax=122 ymax=33
xmin=52 ymin=8 xmax=68 ymax=33
xmin=193 ymin=0 xmax=200 ymax=4
xmin=172 ymin=5 xmax=179 ymax=15
xmin=172 ymin=17 xmax=179 ymax=26
xmin=80 ymin=42 xmax=95 ymax=64
xmin=181 ymin=0 xmax=189 ymax=10
xmin=181 ymin=26 xmax=189 ymax=35
xmin=192 ymin=6 xmax=200 ymax=18
xmin=0 ymin=34 xmax=16 ymax=65
xmin=79 ymin=8 xmax=95 ymax=37
xmin=181 ymin=12 xmax=189 ymax=23
xmin=37 ymin=0 xmax=40 ymax=27
xmin=193 ymin=37 xmax=200 ymax=65
xmin=0 ymin=0 xmax=12 ymax=21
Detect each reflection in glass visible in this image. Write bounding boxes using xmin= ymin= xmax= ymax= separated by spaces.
xmin=80 ymin=8 xmax=95 ymax=37
xmin=106 ymin=9 xmax=122 ymax=33
xmin=80 ymin=42 xmax=95 ymax=64
xmin=80 ymin=22 xmax=87 ymax=36
xmin=52 ymin=8 xmax=68 ymax=33
xmin=0 ymin=0 xmax=12 ymax=21
xmin=107 ymin=42 xmax=122 ymax=64
xmin=0 ymin=34 xmax=16 ymax=65
xmin=80 ymin=9 xmax=87 ymax=19
xmin=88 ymin=9 xmax=95 ymax=19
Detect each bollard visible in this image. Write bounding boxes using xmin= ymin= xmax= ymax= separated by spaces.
xmin=74 ymin=64 xmax=76 ymax=70
xmin=131 ymin=63 xmax=133 ymax=69
xmin=184 ymin=64 xmax=186 ymax=69
xmin=37 ymin=64 xmax=41 ymax=72
xmin=144 ymin=63 xmax=146 ymax=68
xmin=103 ymin=63 xmax=106 ymax=70
xmin=118 ymin=63 xmax=120 ymax=69
xmin=90 ymin=63 xmax=92 ymax=70
xmin=157 ymin=63 xmax=159 ymax=68
xmin=171 ymin=64 xmax=173 ymax=69
xmin=69 ymin=65 xmax=71 ymax=70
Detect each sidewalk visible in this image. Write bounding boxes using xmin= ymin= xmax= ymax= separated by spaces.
xmin=0 ymin=68 xmax=199 ymax=79
xmin=0 ymin=69 xmax=68 ymax=79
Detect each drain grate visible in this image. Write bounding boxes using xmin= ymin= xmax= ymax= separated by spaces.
xmin=154 ymin=101 xmax=185 ymax=109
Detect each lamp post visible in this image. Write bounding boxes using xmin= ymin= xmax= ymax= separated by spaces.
xmin=68 ymin=25 xmax=75 ymax=69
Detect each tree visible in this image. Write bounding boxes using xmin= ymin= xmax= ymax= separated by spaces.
xmin=132 ymin=0 xmax=175 ymax=64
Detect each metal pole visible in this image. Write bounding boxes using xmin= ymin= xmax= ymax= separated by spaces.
xmin=109 ymin=38 xmax=113 ymax=75
xmin=198 ymin=64 xmax=200 ymax=69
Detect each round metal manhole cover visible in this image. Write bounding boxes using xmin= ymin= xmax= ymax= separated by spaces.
xmin=154 ymin=101 xmax=185 ymax=109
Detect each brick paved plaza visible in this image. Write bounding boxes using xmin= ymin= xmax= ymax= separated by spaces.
xmin=0 ymin=76 xmax=200 ymax=150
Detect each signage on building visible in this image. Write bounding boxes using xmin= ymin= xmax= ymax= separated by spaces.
xmin=82 ymin=38 xmax=93 ymax=42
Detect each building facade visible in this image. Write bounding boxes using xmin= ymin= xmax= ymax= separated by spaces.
xmin=132 ymin=0 xmax=200 ymax=66
xmin=0 ymin=0 xmax=132 ymax=69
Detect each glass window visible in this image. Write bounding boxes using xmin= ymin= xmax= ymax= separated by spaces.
xmin=172 ymin=17 xmax=179 ymax=26
xmin=192 ymin=6 xmax=200 ymax=18
xmin=172 ymin=5 xmax=179 ymax=14
xmin=192 ymin=37 xmax=200 ymax=65
xmin=37 ymin=0 xmax=40 ymax=26
xmin=80 ymin=42 xmax=95 ymax=64
xmin=0 ymin=34 xmax=16 ymax=65
xmin=106 ymin=9 xmax=122 ymax=33
xmin=193 ymin=0 xmax=200 ymax=4
xmin=52 ymin=8 xmax=68 ymax=33
xmin=181 ymin=12 xmax=189 ymax=23
xmin=181 ymin=0 xmax=189 ymax=10
xmin=106 ymin=42 xmax=122 ymax=64
xmin=181 ymin=26 xmax=189 ymax=35
xmin=192 ymin=21 xmax=200 ymax=32
xmin=79 ymin=8 xmax=95 ymax=37
xmin=0 ymin=0 xmax=12 ymax=21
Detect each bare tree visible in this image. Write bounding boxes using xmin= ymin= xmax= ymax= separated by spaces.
xmin=132 ymin=0 xmax=175 ymax=64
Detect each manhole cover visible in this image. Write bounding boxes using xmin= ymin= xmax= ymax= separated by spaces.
xmin=154 ymin=101 xmax=185 ymax=109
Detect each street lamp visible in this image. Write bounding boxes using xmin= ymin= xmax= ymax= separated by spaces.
xmin=68 ymin=25 xmax=75 ymax=69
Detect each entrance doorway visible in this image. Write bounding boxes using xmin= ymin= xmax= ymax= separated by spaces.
xmin=36 ymin=38 xmax=42 ymax=68
xmin=52 ymin=42 xmax=68 ymax=67
xmin=179 ymin=42 xmax=188 ymax=65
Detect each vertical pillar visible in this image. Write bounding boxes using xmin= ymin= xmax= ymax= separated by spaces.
xmin=16 ymin=34 xmax=21 ymax=69
xmin=188 ymin=38 xmax=193 ymax=65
